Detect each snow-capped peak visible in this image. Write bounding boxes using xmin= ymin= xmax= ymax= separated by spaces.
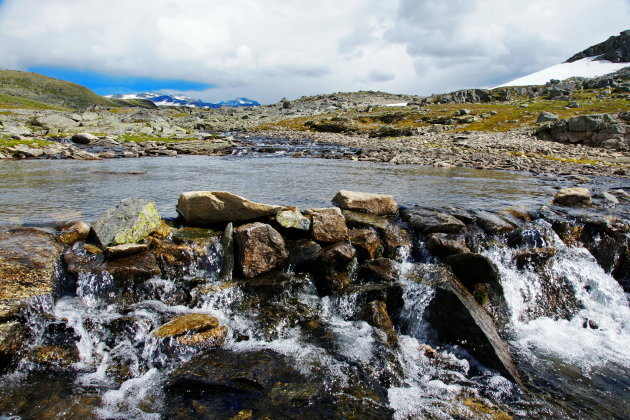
xmin=105 ymin=92 xmax=260 ymax=108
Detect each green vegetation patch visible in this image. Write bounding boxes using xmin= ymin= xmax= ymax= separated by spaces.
xmin=0 ymin=93 xmax=70 ymax=111
xmin=0 ymin=135 xmax=53 ymax=152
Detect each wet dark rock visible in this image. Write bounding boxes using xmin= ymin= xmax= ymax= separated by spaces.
xmin=402 ymin=207 xmax=466 ymax=234
xmin=147 ymin=236 xmax=212 ymax=280
xmin=332 ymin=190 xmax=398 ymax=215
xmin=349 ymin=283 xmax=405 ymax=316
xmin=164 ymin=348 xmax=392 ymax=419
xmin=305 ymin=207 xmax=349 ymax=243
xmin=234 ymin=222 xmax=288 ymax=278
xmin=445 ymin=253 xmax=509 ymax=328
xmin=220 ymin=223 xmax=234 ymax=281
xmin=362 ymin=300 xmax=398 ymax=347
xmin=0 ymin=321 xmax=29 ymax=373
xmin=285 ymin=239 xmax=322 ymax=271
xmin=420 ymin=266 xmax=523 ymax=386
xmin=474 ymin=210 xmax=518 ymax=234
xmin=359 ymin=258 xmax=399 ymax=283
xmin=320 ymin=242 xmax=356 ymax=266
xmin=71 ymin=132 xmax=98 ymax=144
xmin=343 ymin=210 xmax=411 ymax=259
xmin=349 ymin=228 xmax=382 ymax=260
xmin=64 ymin=248 xmax=160 ymax=287
xmin=93 ymin=198 xmax=161 ymax=247
xmin=427 ymin=233 xmax=470 ymax=257
xmin=507 ymin=228 xmax=549 ymax=249
xmin=513 ymin=247 xmax=557 ymax=269
xmin=171 ymin=227 xmax=220 ymax=245
xmin=0 ymin=227 xmax=62 ymax=320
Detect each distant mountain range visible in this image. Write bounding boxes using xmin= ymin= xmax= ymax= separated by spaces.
xmin=105 ymin=92 xmax=260 ymax=108
xmin=500 ymin=30 xmax=630 ymax=87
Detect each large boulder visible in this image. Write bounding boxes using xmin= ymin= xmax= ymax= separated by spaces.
xmin=234 ymin=223 xmax=288 ymax=278
xmin=93 ymin=199 xmax=161 ymax=247
xmin=332 ymin=190 xmax=398 ymax=215
xmin=176 ymin=191 xmax=285 ymax=226
xmin=71 ymin=133 xmax=99 ymax=145
xmin=0 ymin=227 xmax=62 ymax=320
xmin=31 ymin=114 xmax=78 ymax=131
xmin=305 ymin=208 xmax=349 ymax=243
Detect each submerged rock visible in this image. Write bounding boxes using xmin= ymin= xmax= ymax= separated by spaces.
xmin=0 ymin=227 xmax=61 ymax=320
xmin=234 ymin=222 xmax=288 ymax=278
xmin=93 ymin=199 xmax=161 ymax=247
xmin=332 ymin=190 xmax=398 ymax=215
xmin=362 ymin=300 xmax=398 ymax=347
xmin=154 ymin=313 xmax=227 ymax=347
xmin=176 ymin=191 xmax=285 ymax=226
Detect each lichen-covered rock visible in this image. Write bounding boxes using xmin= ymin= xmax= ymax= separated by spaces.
xmin=176 ymin=191 xmax=285 ymax=226
xmin=93 ymin=199 xmax=161 ymax=247
xmin=234 ymin=223 xmax=288 ymax=278
xmin=552 ymin=187 xmax=592 ymax=207
xmin=276 ymin=209 xmax=311 ymax=231
xmin=306 ymin=208 xmax=349 ymax=243
xmin=332 ymin=190 xmax=398 ymax=215
xmin=0 ymin=227 xmax=61 ymax=320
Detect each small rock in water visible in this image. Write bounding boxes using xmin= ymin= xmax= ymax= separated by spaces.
xmin=58 ymin=221 xmax=91 ymax=246
xmin=154 ymin=313 xmax=227 ymax=346
xmin=552 ymin=187 xmax=592 ymax=207
xmin=71 ymin=132 xmax=99 ymax=144
xmin=105 ymin=243 xmax=148 ymax=258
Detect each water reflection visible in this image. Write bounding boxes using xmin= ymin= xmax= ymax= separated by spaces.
xmin=0 ymin=156 xmax=554 ymax=225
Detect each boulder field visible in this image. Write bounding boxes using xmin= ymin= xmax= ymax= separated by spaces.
xmin=0 ymin=188 xmax=628 ymax=397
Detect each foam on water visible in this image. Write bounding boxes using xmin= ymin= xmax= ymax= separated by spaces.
xmin=485 ymin=225 xmax=630 ymax=373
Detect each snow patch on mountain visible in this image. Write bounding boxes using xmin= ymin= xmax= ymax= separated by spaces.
xmin=498 ymin=56 xmax=629 ymax=87
xmin=105 ymin=92 xmax=260 ymax=108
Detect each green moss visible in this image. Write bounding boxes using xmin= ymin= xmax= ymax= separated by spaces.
xmin=473 ymin=289 xmax=489 ymax=306
xmin=0 ymin=135 xmax=53 ymax=150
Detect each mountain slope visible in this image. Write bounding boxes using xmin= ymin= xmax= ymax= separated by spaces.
xmin=107 ymin=92 xmax=260 ymax=108
xmin=0 ymin=70 xmax=156 ymax=110
xmin=499 ymin=30 xmax=630 ymax=87
xmin=567 ymin=30 xmax=630 ymax=63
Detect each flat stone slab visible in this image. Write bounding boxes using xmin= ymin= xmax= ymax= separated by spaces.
xmin=177 ymin=191 xmax=285 ymax=226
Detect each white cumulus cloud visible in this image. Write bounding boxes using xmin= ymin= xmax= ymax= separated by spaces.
xmin=0 ymin=0 xmax=628 ymax=103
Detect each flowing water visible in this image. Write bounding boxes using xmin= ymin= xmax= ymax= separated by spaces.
xmin=0 ymin=152 xmax=629 ymax=418
xmin=0 ymin=154 xmax=556 ymax=225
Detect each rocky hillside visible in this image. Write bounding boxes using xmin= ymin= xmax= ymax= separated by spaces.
xmin=0 ymin=70 xmax=156 ymax=110
xmin=567 ymin=30 xmax=630 ymax=63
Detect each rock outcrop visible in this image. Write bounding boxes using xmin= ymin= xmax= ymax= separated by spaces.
xmin=332 ymin=190 xmax=398 ymax=215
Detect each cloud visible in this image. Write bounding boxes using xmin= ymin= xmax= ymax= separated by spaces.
xmin=0 ymin=0 xmax=628 ymax=103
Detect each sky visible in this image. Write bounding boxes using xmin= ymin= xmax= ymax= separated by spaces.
xmin=0 ymin=0 xmax=628 ymax=104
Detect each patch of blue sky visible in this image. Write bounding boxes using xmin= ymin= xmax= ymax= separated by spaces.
xmin=27 ymin=66 xmax=213 ymax=95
